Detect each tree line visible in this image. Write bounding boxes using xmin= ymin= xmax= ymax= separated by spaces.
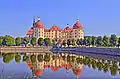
xmin=0 ymin=34 xmax=120 ymax=47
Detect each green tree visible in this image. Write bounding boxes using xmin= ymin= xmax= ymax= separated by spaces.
xmin=102 ymin=35 xmax=110 ymax=47
xmin=15 ymin=54 xmax=21 ymax=63
xmin=67 ymin=39 xmax=72 ymax=47
xmin=79 ymin=39 xmax=84 ymax=46
xmin=22 ymin=37 xmax=29 ymax=47
xmin=31 ymin=37 xmax=36 ymax=46
xmin=44 ymin=38 xmax=51 ymax=46
xmin=117 ymin=37 xmax=120 ymax=48
xmin=71 ymin=39 xmax=76 ymax=46
xmin=96 ymin=36 xmax=103 ymax=47
xmin=103 ymin=63 xmax=110 ymax=73
xmin=83 ymin=37 xmax=88 ymax=46
xmin=0 ymin=38 xmax=3 ymax=46
xmin=110 ymin=34 xmax=118 ymax=47
xmin=15 ymin=37 xmax=22 ymax=46
xmin=52 ymin=39 xmax=56 ymax=45
xmin=62 ymin=40 xmax=66 ymax=47
xmin=86 ymin=36 xmax=92 ymax=46
xmin=76 ymin=39 xmax=80 ymax=46
xmin=91 ymin=36 xmax=97 ymax=47
xmin=38 ymin=38 xmax=44 ymax=46
xmin=2 ymin=35 xmax=15 ymax=46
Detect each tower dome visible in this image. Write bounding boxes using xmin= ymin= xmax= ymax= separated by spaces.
xmin=73 ymin=19 xmax=82 ymax=29
xmin=34 ymin=17 xmax=44 ymax=28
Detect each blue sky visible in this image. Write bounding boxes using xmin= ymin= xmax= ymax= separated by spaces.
xmin=0 ymin=0 xmax=120 ymax=37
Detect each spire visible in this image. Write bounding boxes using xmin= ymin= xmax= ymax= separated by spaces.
xmin=38 ymin=17 xmax=40 ymax=21
xmin=76 ymin=18 xmax=79 ymax=23
xmin=33 ymin=16 xmax=35 ymax=27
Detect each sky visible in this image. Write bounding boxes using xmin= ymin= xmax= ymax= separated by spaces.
xmin=0 ymin=0 xmax=120 ymax=37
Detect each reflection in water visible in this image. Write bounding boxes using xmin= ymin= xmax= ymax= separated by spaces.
xmin=0 ymin=52 xmax=120 ymax=78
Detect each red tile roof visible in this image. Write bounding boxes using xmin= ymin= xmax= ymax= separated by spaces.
xmin=62 ymin=26 xmax=72 ymax=32
xmin=72 ymin=68 xmax=82 ymax=76
xmin=27 ymin=28 xmax=33 ymax=35
xmin=50 ymin=25 xmax=61 ymax=31
xmin=51 ymin=66 xmax=60 ymax=72
xmin=34 ymin=20 xmax=44 ymax=28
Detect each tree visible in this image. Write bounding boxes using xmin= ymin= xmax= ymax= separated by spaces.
xmin=15 ymin=37 xmax=22 ymax=46
xmin=96 ymin=36 xmax=103 ymax=46
xmin=0 ymin=38 xmax=3 ymax=46
xmin=102 ymin=35 xmax=110 ymax=47
xmin=71 ymin=39 xmax=76 ymax=46
xmin=31 ymin=37 xmax=36 ymax=46
xmin=83 ymin=37 xmax=88 ymax=46
xmin=79 ymin=39 xmax=84 ymax=46
xmin=91 ymin=36 xmax=97 ymax=47
xmin=22 ymin=37 xmax=29 ymax=47
xmin=2 ymin=35 xmax=15 ymax=46
xmin=67 ymin=39 xmax=72 ymax=47
xmin=62 ymin=40 xmax=66 ymax=47
xmin=86 ymin=36 xmax=92 ymax=46
xmin=110 ymin=34 xmax=118 ymax=47
xmin=76 ymin=39 xmax=80 ymax=46
xmin=117 ymin=37 xmax=120 ymax=48
xmin=44 ymin=38 xmax=51 ymax=46
xmin=52 ymin=39 xmax=56 ymax=45
xmin=38 ymin=38 xmax=44 ymax=46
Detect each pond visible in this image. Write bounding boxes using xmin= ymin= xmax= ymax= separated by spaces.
xmin=0 ymin=52 xmax=120 ymax=79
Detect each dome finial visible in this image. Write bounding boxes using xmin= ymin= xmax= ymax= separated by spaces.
xmin=76 ymin=18 xmax=79 ymax=23
xmin=38 ymin=17 xmax=40 ymax=21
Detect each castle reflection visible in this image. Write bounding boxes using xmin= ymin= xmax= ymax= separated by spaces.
xmin=26 ymin=53 xmax=84 ymax=79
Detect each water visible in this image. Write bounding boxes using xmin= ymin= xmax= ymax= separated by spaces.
xmin=0 ymin=52 xmax=120 ymax=79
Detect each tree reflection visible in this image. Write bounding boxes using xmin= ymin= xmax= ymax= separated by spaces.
xmin=103 ymin=63 xmax=109 ymax=73
xmin=44 ymin=54 xmax=50 ymax=62
xmin=15 ymin=54 xmax=21 ymax=63
xmin=30 ymin=54 xmax=36 ymax=63
xmin=110 ymin=63 xmax=118 ymax=76
xmin=23 ymin=55 xmax=29 ymax=62
xmin=3 ymin=53 xmax=14 ymax=63
xmin=37 ymin=54 xmax=43 ymax=62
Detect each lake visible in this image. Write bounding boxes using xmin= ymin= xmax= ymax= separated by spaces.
xmin=0 ymin=52 xmax=120 ymax=79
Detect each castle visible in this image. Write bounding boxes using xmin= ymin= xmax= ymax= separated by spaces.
xmin=27 ymin=17 xmax=84 ymax=42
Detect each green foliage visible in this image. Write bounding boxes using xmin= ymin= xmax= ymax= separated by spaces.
xmin=102 ymin=35 xmax=110 ymax=47
xmin=3 ymin=53 xmax=14 ymax=63
xmin=22 ymin=37 xmax=29 ymax=45
xmin=0 ymin=38 xmax=3 ymax=46
xmin=110 ymin=63 xmax=118 ymax=76
xmin=15 ymin=54 xmax=21 ymax=63
xmin=15 ymin=37 xmax=22 ymax=46
xmin=23 ymin=55 xmax=29 ymax=62
xmin=86 ymin=36 xmax=92 ymax=46
xmin=67 ymin=39 xmax=72 ymax=47
xmin=96 ymin=36 xmax=103 ymax=46
xmin=31 ymin=37 xmax=36 ymax=46
xmin=2 ymin=35 xmax=15 ymax=46
xmin=91 ymin=36 xmax=97 ymax=46
xmin=62 ymin=40 xmax=66 ymax=47
xmin=117 ymin=37 xmax=120 ymax=47
xmin=37 ymin=54 xmax=43 ymax=62
xmin=71 ymin=39 xmax=76 ymax=45
xmin=44 ymin=38 xmax=51 ymax=46
xmin=52 ymin=39 xmax=56 ymax=45
xmin=110 ymin=34 xmax=118 ymax=47
xmin=38 ymin=38 xmax=44 ymax=46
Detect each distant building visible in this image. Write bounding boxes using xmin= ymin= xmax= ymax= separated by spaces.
xmin=27 ymin=17 xmax=84 ymax=42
